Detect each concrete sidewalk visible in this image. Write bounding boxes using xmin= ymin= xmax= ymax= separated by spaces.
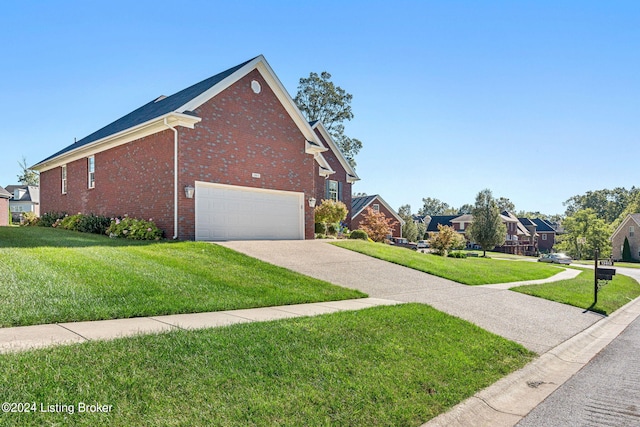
xmin=0 ymin=298 xmax=401 ymax=354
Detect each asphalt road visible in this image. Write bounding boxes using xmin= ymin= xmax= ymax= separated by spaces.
xmin=516 ymin=313 xmax=640 ymax=426
xmin=515 ymin=264 xmax=640 ymax=426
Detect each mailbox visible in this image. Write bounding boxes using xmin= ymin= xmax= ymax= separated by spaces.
xmin=596 ymin=267 xmax=616 ymax=281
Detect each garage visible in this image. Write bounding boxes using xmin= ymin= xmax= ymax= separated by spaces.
xmin=195 ymin=181 xmax=305 ymax=241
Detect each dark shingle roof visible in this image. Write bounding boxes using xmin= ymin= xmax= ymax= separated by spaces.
xmin=352 ymin=195 xmax=378 ymax=216
xmin=518 ymin=217 xmax=536 ymax=227
xmin=533 ymin=218 xmax=555 ymax=232
xmin=37 ymin=57 xmax=257 ymax=165
xmin=0 ymin=187 xmax=11 ymax=198
xmin=426 ymin=215 xmax=459 ymax=232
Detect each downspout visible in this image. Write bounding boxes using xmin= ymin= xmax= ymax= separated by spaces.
xmin=164 ymin=118 xmax=179 ymax=239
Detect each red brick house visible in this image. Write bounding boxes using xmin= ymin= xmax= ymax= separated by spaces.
xmin=351 ymin=195 xmax=403 ymax=238
xmin=611 ymin=214 xmax=640 ymax=261
xmin=0 ymin=187 xmax=11 ymax=226
xmin=533 ymin=218 xmax=557 ymax=252
xmin=32 ymin=55 xmax=358 ymax=240
xmin=310 ymin=121 xmax=359 ymax=220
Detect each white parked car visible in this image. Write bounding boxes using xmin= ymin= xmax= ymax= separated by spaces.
xmin=416 ymin=240 xmax=429 ymax=249
xmin=538 ymin=253 xmax=573 ymax=265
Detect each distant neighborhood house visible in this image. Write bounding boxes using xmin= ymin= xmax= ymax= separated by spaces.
xmin=351 ymin=195 xmax=403 ymax=238
xmin=611 ymin=213 xmax=640 ymax=262
xmin=425 ymin=212 xmax=559 ymax=255
xmin=5 ymin=185 xmax=40 ymax=223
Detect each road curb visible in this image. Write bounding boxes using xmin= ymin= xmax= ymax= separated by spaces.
xmin=423 ymin=295 xmax=640 ymax=427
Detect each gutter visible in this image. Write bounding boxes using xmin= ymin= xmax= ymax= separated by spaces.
xmin=164 ymin=118 xmax=179 ymax=240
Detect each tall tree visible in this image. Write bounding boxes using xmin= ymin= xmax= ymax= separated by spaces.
xmin=17 ymin=156 xmax=39 ymax=186
xmin=402 ymin=217 xmax=419 ymax=242
xmin=556 ymin=209 xmax=611 ymax=259
xmin=418 ymin=197 xmax=450 ymax=216
xmin=457 ymin=204 xmax=474 ymax=215
xmin=467 ymin=189 xmax=506 ymax=257
xmin=416 ymin=222 xmax=427 ymax=240
xmin=612 ymin=191 xmax=640 ymax=230
xmin=564 ymin=187 xmax=638 ymax=224
xmin=397 ymin=204 xmax=412 ymax=220
xmin=398 ymin=204 xmax=418 ymax=241
xmin=496 ymin=197 xmax=515 ymax=213
xmin=294 ymin=71 xmax=362 ymax=167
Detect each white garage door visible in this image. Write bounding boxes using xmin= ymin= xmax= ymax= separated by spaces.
xmin=195 ymin=182 xmax=304 ymax=241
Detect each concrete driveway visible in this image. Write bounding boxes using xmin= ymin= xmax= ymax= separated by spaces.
xmin=218 ymin=240 xmax=603 ymax=354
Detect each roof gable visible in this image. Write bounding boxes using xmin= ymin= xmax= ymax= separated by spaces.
xmin=611 ymin=213 xmax=640 ymax=239
xmin=351 ymin=195 xmax=404 ymax=224
xmin=310 ymin=121 xmax=359 ymax=183
xmin=33 ymin=55 xmax=322 ymax=172
xmin=0 ymin=187 xmax=11 ymax=198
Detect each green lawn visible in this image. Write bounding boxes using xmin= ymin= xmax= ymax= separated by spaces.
xmin=332 ymin=240 xmax=562 ymax=285
xmin=513 ymin=269 xmax=640 ymax=315
xmin=0 ymin=304 xmax=534 ymax=427
xmin=0 ymin=227 xmax=364 ymax=327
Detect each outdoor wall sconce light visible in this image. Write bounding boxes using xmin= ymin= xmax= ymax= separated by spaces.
xmin=308 ymin=197 xmax=316 ymax=208
xmin=184 ymin=185 xmax=195 ymax=199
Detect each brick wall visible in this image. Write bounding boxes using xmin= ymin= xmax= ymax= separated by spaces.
xmin=176 ymin=69 xmax=316 ymax=239
xmin=611 ymin=217 xmax=640 ymax=261
xmin=537 ymin=232 xmax=555 ymax=252
xmin=40 ymin=131 xmax=176 ymax=235
xmin=312 ymin=128 xmax=353 ymax=228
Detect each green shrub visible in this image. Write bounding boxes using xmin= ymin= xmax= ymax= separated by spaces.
xmin=623 ymin=237 xmax=632 ymax=262
xmin=448 ymin=251 xmax=467 ymax=258
xmin=349 ymin=230 xmax=369 ymax=240
xmin=21 ymin=212 xmax=40 ymax=226
xmin=315 ymin=222 xmax=326 ymax=234
xmin=107 ymin=216 xmax=163 ymax=240
xmin=39 ymin=211 xmax=67 ymax=227
xmin=59 ymin=214 xmax=83 ymax=231
xmin=77 ymin=214 xmax=111 ymax=235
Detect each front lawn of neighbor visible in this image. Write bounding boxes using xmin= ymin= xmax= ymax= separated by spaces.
xmin=0 ymin=227 xmax=365 ymax=327
xmin=512 ymin=269 xmax=640 ymax=315
xmin=332 ymin=240 xmax=562 ymax=285
xmin=0 ymin=304 xmax=534 ymax=427
xmin=572 ymin=259 xmax=640 ymax=269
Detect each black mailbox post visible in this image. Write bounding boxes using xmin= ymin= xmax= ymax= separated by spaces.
xmin=594 ymin=249 xmax=616 ymax=305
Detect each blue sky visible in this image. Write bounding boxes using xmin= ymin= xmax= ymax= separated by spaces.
xmin=1 ymin=1 xmax=638 ymax=215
